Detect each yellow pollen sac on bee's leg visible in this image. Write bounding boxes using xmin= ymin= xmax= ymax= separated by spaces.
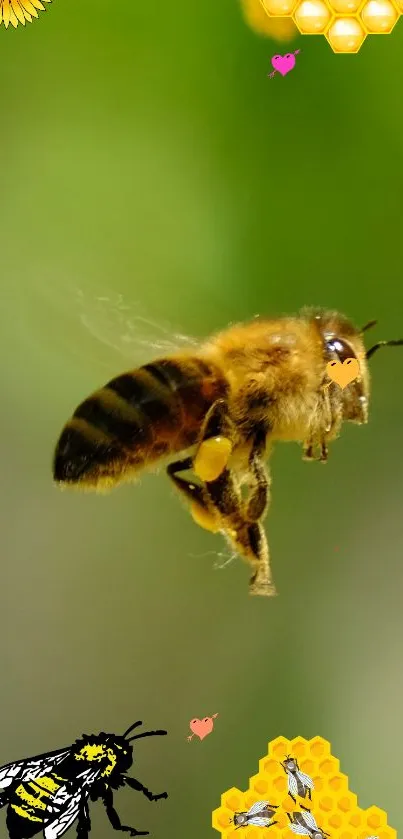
xmin=190 ymin=502 xmax=220 ymax=534
xmin=193 ymin=437 xmax=232 ymax=482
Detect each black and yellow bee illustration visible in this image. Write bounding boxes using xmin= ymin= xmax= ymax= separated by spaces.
xmin=0 ymin=721 xmax=168 ymax=839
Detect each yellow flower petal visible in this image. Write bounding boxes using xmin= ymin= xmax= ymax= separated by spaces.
xmin=11 ymin=0 xmax=26 ymax=23
xmin=2 ymin=0 xmax=11 ymax=26
xmin=29 ymin=0 xmax=46 ymax=9
xmin=20 ymin=0 xmax=39 ymax=15
xmin=9 ymin=7 xmax=18 ymax=25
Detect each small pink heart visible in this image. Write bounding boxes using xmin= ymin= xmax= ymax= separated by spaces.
xmin=189 ymin=716 xmax=214 ymax=740
xmin=271 ymin=53 xmax=296 ymax=76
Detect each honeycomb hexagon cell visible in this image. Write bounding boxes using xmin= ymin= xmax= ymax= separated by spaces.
xmin=309 ymin=738 xmax=330 ymax=760
xmin=269 ymin=736 xmax=292 ymax=760
xmin=319 ymin=757 xmax=340 ymax=775
xmin=221 ymin=788 xmax=244 ymax=811
xmin=249 ymin=773 xmax=270 ymax=796
xmin=259 ymin=757 xmax=279 ymax=776
xmin=294 ymin=0 xmax=332 ymax=33
xmin=337 ymin=791 xmax=358 ymax=813
xmin=212 ymin=736 xmax=395 ymax=839
xmin=365 ymin=805 xmax=388 ymax=830
xmin=348 ymin=811 xmax=362 ymax=828
xmin=290 ymin=736 xmax=308 ymax=758
xmin=262 ymin=0 xmax=299 ymax=16
xmin=318 ymin=794 xmax=334 ymax=813
xmin=327 ymin=0 xmax=363 ymax=14
xmin=326 ymin=16 xmax=367 ymax=51
xmin=328 ymin=773 xmax=349 ymax=794
xmin=360 ymin=0 xmax=399 ymax=30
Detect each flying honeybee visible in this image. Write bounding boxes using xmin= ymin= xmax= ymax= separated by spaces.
xmin=231 ymin=800 xmax=278 ymax=828
xmin=53 ymin=306 xmax=403 ymax=597
xmin=0 ymin=721 xmax=167 ymax=839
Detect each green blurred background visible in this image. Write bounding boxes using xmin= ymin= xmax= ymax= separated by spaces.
xmin=1 ymin=1 xmax=403 ymax=836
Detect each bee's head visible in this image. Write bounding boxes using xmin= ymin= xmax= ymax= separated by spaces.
xmin=106 ymin=734 xmax=134 ymax=772
xmin=306 ymin=308 xmax=403 ymax=426
xmin=283 ymin=755 xmax=297 ymax=770
xmin=233 ymin=813 xmax=246 ymax=826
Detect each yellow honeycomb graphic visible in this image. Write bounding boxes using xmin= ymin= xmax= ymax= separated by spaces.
xmin=212 ymin=736 xmax=396 ymax=839
xmin=258 ymin=0 xmax=401 ymax=52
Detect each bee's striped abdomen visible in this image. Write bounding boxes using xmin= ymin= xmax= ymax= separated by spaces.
xmin=8 ymin=773 xmax=66 ymax=830
xmin=53 ymin=355 xmax=227 ymax=487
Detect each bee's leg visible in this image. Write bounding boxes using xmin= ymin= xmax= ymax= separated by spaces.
xmin=167 ymin=458 xmax=220 ymax=534
xmin=193 ymin=399 xmax=234 ymax=483
xmin=204 ymin=468 xmax=276 ymax=597
xmin=307 ymin=788 xmax=312 ymax=801
xmin=286 ymin=813 xmax=293 ymax=823
xmin=288 ymin=793 xmax=297 ymax=804
xmin=320 ymin=441 xmax=328 ymax=462
xmin=101 ymin=788 xmax=149 ymax=836
xmin=244 ymin=425 xmax=271 ymax=522
xmin=300 ymin=805 xmax=311 ymax=812
xmin=267 ymin=822 xmax=278 ymax=828
xmin=76 ymin=798 xmax=91 ymax=839
xmin=124 ymin=776 xmax=168 ymax=802
xmin=302 ymin=442 xmax=315 ymax=461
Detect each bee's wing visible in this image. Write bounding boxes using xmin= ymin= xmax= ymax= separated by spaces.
xmin=0 ymin=749 xmax=70 ymax=790
xmin=290 ymin=825 xmax=311 ymax=836
xmin=44 ymin=787 xmax=88 ymax=839
xmin=287 ymin=773 xmax=299 ymax=795
xmin=44 ymin=767 xmax=100 ymax=839
xmin=300 ymin=811 xmax=319 ymax=830
xmin=247 ymin=817 xmax=272 ymax=827
xmin=297 ymin=771 xmax=314 ymax=790
xmin=30 ymin=285 xmax=199 ymax=376
xmin=76 ymin=292 xmax=199 ymax=365
xmin=247 ymin=801 xmax=270 ymax=816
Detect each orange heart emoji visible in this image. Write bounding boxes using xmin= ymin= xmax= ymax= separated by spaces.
xmin=325 ymin=358 xmax=360 ymax=389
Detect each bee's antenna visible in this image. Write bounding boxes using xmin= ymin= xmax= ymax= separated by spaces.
xmin=361 ymin=320 xmax=377 ymax=333
xmin=366 ymin=339 xmax=403 ymax=359
xmin=122 ymin=721 xmax=143 ymax=738
xmin=127 ymin=729 xmax=167 ymax=742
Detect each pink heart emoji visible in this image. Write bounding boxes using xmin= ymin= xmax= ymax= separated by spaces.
xmin=189 ymin=716 xmax=215 ymax=741
xmin=271 ymin=53 xmax=296 ymax=76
